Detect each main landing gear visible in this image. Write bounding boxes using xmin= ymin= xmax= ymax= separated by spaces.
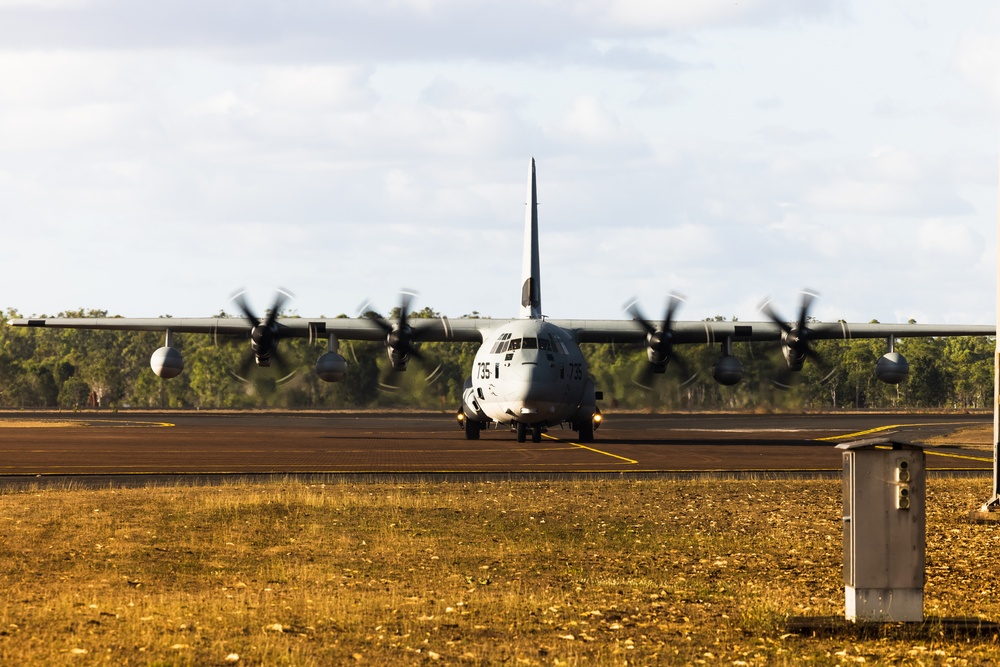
xmin=457 ymin=411 xmax=547 ymax=444
xmin=464 ymin=416 xmax=481 ymax=440
xmin=457 ymin=410 xmax=483 ymax=440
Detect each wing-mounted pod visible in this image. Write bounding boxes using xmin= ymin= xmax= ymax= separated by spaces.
xmin=711 ymin=337 xmax=744 ymax=386
xmin=876 ymin=335 xmax=909 ymax=384
xmin=150 ymin=330 xmax=184 ymax=379
xmin=315 ymin=335 xmax=348 ymax=383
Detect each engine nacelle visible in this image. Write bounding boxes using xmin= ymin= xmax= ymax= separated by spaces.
xmin=712 ymin=354 xmax=744 ymax=386
xmin=876 ymin=352 xmax=909 ymax=384
xmin=386 ymin=348 xmax=410 ymax=371
xmin=315 ymin=351 xmax=348 ymax=382
xmin=382 ymin=324 xmax=415 ymax=371
xmin=150 ymin=346 xmax=184 ymax=379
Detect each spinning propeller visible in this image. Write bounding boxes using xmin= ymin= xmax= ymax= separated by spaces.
xmin=364 ymin=290 xmax=442 ymax=389
xmin=625 ymin=293 xmax=696 ymax=390
xmin=758 ymin=289 xmax=834 ymax=389
xmin=229 ymin=288 xmax=297 ymax=384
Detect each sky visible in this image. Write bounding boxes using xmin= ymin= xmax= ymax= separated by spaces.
xmin=2 ymin=0 xmax=999 ymax=326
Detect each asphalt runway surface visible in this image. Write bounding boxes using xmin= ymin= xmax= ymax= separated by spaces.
xmin=0 ymin=411 xmax=992 ymax=481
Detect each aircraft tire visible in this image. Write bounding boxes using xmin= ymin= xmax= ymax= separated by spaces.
xmin=516 ymin=422 xmax=527 ymax=443
xmin=464 ymin=418 xmax=481 ymax=440
xmin=531 ymin=425 xmax=542 ymax=443
xmin=578 ymin=419 xmax=594 ymax=443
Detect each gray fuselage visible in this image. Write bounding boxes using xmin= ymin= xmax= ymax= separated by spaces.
xmin=465 ymin=319 xmax=592 ymax=427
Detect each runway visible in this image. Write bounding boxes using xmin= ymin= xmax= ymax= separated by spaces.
xmin=0 ymin=411 xmax=991 ymax=479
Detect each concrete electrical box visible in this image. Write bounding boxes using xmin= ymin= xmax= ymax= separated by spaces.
xmin=838 ymin=438 xmax=925 ymax=623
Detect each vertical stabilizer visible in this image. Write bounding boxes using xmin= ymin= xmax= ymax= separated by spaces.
xmin=520 ymin=158 xmax=542 ymax=319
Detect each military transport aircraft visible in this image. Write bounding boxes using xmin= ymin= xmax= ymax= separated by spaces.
xmin=9 ymin=159 xmax=996 ymax=443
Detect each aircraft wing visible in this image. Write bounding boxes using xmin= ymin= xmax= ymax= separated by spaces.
xmin=11 ymin=317 xmax=994 ymax=343
xmin=8 ymin=316 xmax=496 ymax=343
xmin=552 ymin=319 xmax=996 ymax=344
xmin=9 ymin=314 xmax=993 ymax=392
xmin=803 ymin=322 xmax=996 ymax=340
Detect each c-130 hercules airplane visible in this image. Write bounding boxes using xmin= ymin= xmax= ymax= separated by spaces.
xmin=10 ymin=159 xmax=996 ymax=443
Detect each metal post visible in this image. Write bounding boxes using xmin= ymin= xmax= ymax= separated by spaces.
xmin=984 ymin=328 xmax=1000 ymax=510
xmin=991 ymin=330 xmax=1000 ymax=508
xmin=980 ymin=153 xmax=1000 ymax=512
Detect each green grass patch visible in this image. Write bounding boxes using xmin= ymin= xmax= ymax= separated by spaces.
xmin=0 ymin=477 xmax=997 ymax=665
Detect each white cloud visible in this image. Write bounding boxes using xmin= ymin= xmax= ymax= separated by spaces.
xmin=953 ymin=26 xmax=1000 ymax=110
xmin=917 ymin=218 xmax=978 ymax=256
xmin=549 ymin=96 xmax=648 ymax=155
xmin=802 ymin=148 xmax=975 ymax=217
xmin=0 ymin=51 xmax=131 ymax=105
xmin=0 ymin=0 xmax=89 ymax=7
xmin=191 ymin=91 xmax=258 ymax=120
xmin=805 ymin=180 xmax=960 ymax=216
xmin=600 ymin=0 xmax=842 ymax=30
xmin=252 ymin=66 xmax=377 ymax=111
xmin=755 ymin=125 xmax=830 ymax=146
xmin=863 ymin=145 xmax=924 ymax=182
xmin=383 ymin=168 xmax=417 ymax=203
xmin=560 ymin=96 xmax=622 ymax=140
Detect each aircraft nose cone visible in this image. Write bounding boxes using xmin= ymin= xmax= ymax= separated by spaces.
xmin=505 ymin=355 xmax=562 ymax=410
xmin=508 ymin=352 xmax=557 ymax=385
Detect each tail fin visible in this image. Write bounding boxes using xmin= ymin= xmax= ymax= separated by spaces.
xmin=520 ymin=158 xmax=542 ymax=319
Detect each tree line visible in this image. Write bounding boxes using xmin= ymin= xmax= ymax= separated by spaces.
xmin=0 ymin=308 xmax=993 ymax=411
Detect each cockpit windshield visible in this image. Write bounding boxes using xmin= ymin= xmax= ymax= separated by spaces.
xmin=491 ymin=334 xmax=566 ymax=355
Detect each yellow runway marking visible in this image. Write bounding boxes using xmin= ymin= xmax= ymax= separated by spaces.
xmin=815 ymin=421 xmax=982 ymax=442
xmin=865 ymin=444 xmax=992 ymax=463
xmin=542 ymin=433 xmax=638 ymax=464
xmin=89 ymin=420 xmax=175 ymax=428
xmin=923 ymin=450 xmax=992 ymax=463
xmin=816 ymin=421 xmax=992 ymax=463
xmin=0 ymin=418 xmax=174 ymax=428
xmin=0 ymin=420 xmax=87 ymax=428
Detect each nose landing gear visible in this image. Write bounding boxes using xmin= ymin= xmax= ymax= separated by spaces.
xmin=515 ymin=422 xmax=544 ymax=443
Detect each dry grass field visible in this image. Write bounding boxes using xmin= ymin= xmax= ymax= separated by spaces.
xmin=1 ymin=476 xmax=998 ymax=666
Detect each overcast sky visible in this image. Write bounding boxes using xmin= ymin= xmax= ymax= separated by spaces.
xmin=2 ymin=0 xmax=998 ymax=325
